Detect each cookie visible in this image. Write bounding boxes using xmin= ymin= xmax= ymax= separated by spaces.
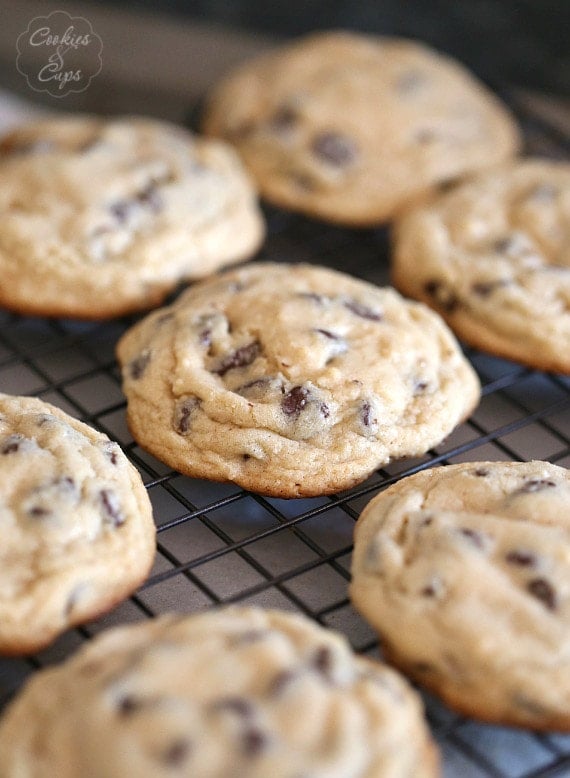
xmin=0 ymin=393 xmax=155 ymax=655
xmin=350 ymin=460 xmax=570 ymax=730
xmin=0 ymin=606 xmax=439 ymax=777
xmin=392 ymin=159 xmax=570 ymax=373
xmin=116 ymin=262 xmax=480 ymax=497
xmin=202 ymin=31 xmax=520 ymax=226
xmin=0 ymin=115 xmax=264 ymax=319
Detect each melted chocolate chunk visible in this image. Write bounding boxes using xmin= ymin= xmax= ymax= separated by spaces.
xmin=100 ymin=489 xmax=125 ymax=527
xmin=129 ymin=351 xmax=151 ymax=380
xmin=505 ymin=549 xmax=536 ymax=567
xmin=215 ymin=342 xmax=261 ymax=377
xmin=517 ymin=479 xmax=557 ymax=494
xmin=527 ymin=578 xmax=557 ymax=611
xmin=423 ymin=280 xmax=459 ymax=313
xmin=343 ymin=299 xmax=382 ymax=321
xmin=473 ymin=467 xmax=490 ymax=477
xmin=173 ymin=397 xmax=200 ymax=435
xmin=282 ymin=386 xmax=310 ymax=416
xmin=311 ymin=132 xmax=357 ymax=167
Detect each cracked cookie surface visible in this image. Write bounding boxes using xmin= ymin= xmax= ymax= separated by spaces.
xmin=350 ymin=460 xmax=570 ymax=729
xmin=0 ymin=393 xmax=155 ymax=655
xmin=116 ymin=262 xmax=480 ymax=497
xmin=392 ymin=160 xmax=570 ymax=373
xmin=203 ymin=31 xmax=520 ymax=226
xmin=0 ymin=607 xmax=438 ymax=777
xmin=0 ymin=115 xmax=264 ymax=319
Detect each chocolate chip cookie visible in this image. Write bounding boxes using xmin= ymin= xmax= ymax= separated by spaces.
xmin=392 ymin=160 xmax=570 ymax=373
xmin=0 ymin=115 xmax=264 ymax=319
xmin=116 ymin=262 xmax=480 ymax=497
xmin=0 ymin=607 xmax=439 ymax=777
xmin=351 ymin=460 xmax=570 ymax=730
xmin=0 ymin=393 xmax=155 ymax=655
xmin=202 ymin=31 xmax=520 ymax=226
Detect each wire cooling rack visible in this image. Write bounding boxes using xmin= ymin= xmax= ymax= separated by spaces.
xmin=0 ymin=94 xmax=569 ymax=778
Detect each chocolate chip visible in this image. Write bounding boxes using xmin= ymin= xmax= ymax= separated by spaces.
xmin=315 ymin=328 xmax=340 ymax=340
xmin=527 ymin=578 xmax=557 ymax=611
xmin=229 ymin=629 xmax=269 ymax=647
xmin=110 ymin=200 xmax=132 ymax=224
xmin=161 ymin=739 xmax=191 ymax=766
xmin=215 ymin=341 xmax=261 ymax=377
xmin=396 ymin=70 xmax=427 ymax=94
xmin=413 ymin=379 xmax=430 ymax=395
xmin=268 ymin=105 xmax=298 ymax=133
xmin=459 ymin=527 xmax=485 ymax=549
xmin=311 ymin=132 xmax=357 ymax=167
xmin=493 ymin=237 xmax=515 ymax=254
xmin=312 ymin=646 xmax=334 ymax=682
xmin=320 ymin=402 xmax=330 ymax=419
xmin=100 ymin=489 xmax=124 ymax=527
xmin=297 ymin=292 xmax=328 ymax=305
xmin=361 ymin=401 xmax=376 ymax=428
xmin=343 ymin=299 xmax=382 ymax=321
xmin=28 ymin=506 xmax=50 ymax=518
xmin=0 ymin=137 xmax=56 ymax=156
xmin=173 ymin=396 xmax=200 ymax=435
xmin=517 ymin=479 xmax=557 ymax=494
xmin=211 ymin=697 xmax=254 ymax=717
xmin=412 ymin=661 xmax=436 ymax=674
xmin=117 ymin=695 xmax=144 ymax=717
xmin=1 ymin=434 xmax=23 ymax=454
xmin=129 ymin=350 xmax=151 ymax=380
xmin=242 ymin=727 xmax=268 ymax=757
xmin=269 ymin=669 xmax=298 ymax=697
xmin=473 ymin=467 xmax=490 ymax=477
xmin=505 ymin=549 xmax=536 ymax=567
xmin=423 ymin=280 xmax=459 ymax=313
xmin=136 ymin=183 xmax=162 ymax=213
xmin=471 ymin=280 xmax=509 ymax=297
xmin=415 ymin=128 xmax=438 ymax=144
xmin=421 ymin=584 xmax=437 ymax=597
xmin=528 ymin=184 xmax=557 ymax=201
xmin=289 ymin=171 xmax=316 ymax=191
xmin=436 ymin=177 xmax=461 ymax=193
xmin=282 ymin=386 xmax=310 ymax=416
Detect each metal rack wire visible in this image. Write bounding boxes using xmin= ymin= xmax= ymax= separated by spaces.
xmin=0 ymin=94 xmax=569 ymax=777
